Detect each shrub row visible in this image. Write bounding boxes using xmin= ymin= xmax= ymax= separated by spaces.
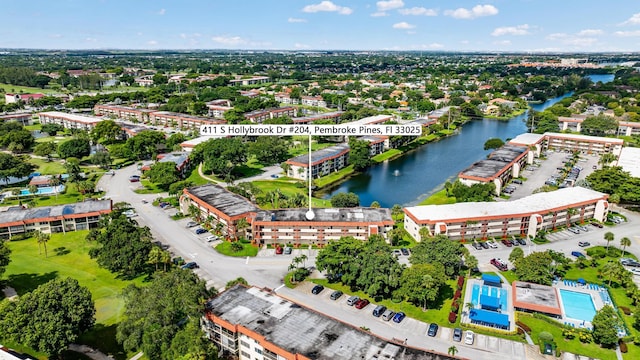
xmin=457 ymin=276 xmax=464 ymax=289
xmin=448 ymin=312 xmax=457 ymax=323
xmin=516 ymin=321 xmax=531 ymax=334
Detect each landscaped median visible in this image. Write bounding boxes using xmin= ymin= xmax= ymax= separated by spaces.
xmin=214 ymin=239 xmax=258 ymax=257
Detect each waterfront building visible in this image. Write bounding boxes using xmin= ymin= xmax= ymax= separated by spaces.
xmin=509 ymin=132 xmax=624 ymax=158
xmin=203 ymin=285 xmax=454 ymax=360
xmin=291 ymin=111 xmax=343 ymax=124
xmin=0 ymin=200 xmax=112 ymax=239
xmin=285 ymin=144 xmax=350 ymax=180
xmin=403 ymin=187 xmax=609 ymax=241
xmin=458 ymin=145 xmax=529 ymax=195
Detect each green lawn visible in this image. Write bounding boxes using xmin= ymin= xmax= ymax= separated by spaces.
xmin=28 ymin=157 xmax=68 ymax=174
xmin=185 ymin=167 xmax=213 ymax=186
xmin=288 ymin=140 xmax=336 ymax=158
xmin=372 ymin=149 xmax=402 ymax=162
xmin=134 ymin=179 xmax=166 ymax=194
xmin=251 ymin=179 xmax=331 ymax=208
xmin=2 ymin=231 xmax=146 ymax=359
xmin=214 ymin=240 xmax=259 ymax=257
xmin=0 ymin=83 xmax=59 ymax=94
xmin=314 ymin=165 xmax=355 ymax=189
xmin=0 ymin=182 xmax=102 ymax=207
xmin=419 ymin=188 xmax=457 ymax=205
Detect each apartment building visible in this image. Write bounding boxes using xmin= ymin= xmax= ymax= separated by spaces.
xmin=0 ymin=113 xmax=32 ymax=125
xmin=203 ymin=285 xmax=454 ymax=360
xmin=274 ymin=93 xmax=299 ymax=105
xmin=38 ymin=111 xmax=102 ymax=131
xmin=229 ymin=76 xmax=270 ymax=86
xmin=149 ymin=111 xmax=225 ymax=130
xmin=358 ymin=135 xmax=386 ymax=156
xmin=617 ymin=121 xmax=640 ymax=136
xmin=4 ymin=93 xmax=44 ymax=104
xmin=244 ymin=107 xmax=297 ymax=123
xmin=292 ymin=111 xmax=343 ymax=124
xmin=301 ymin=95 xmax=327 ymax=108
xmin=0 ymin=200 xmax=112 ymax=239
xmin=403 ymin=187 xmax=609 ymax=241
xmin=206 ymin=100 xmax=234 ymax=118
xmin=509 ymin=132 xmax=624 ymax=159
xmin=94 ymin=104 xmax=155 ymax=123
xmin=458 ymin=145 xmax=529 ymax=195
xmin=285 ymin=144 xmax=350 ymax=180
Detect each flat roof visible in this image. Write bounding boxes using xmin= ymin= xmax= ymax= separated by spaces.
xmin=95 ymin=104 xmax=155 ymax=113
xmin=180 ymin=136 xmax=225 ymax=148
xmin=545 ymin=132 xmax=624 ymax=144
xmin=409 ymin=117 xmax=437 ymax=126
xmin=38 ymin=111 xmax=101 ymax=124
xmin=469 ymin=309 xmax=510 ymax=328
xmin=508 ymin=133 xmax=544 ymax=146
xmin=0 ymin=200 xmax=111 ymax=225
xmin=512 ymin=281 xmax=562 ymax=316
xmin=287 ymin=143 xmax=350 ymax=166
xmin=292 ymin=111 xmax=343 ymax=123
xmin=255 ymin=207 xmax=392 ymax=224
xmin=343 ymin=114 xmax=392 ymax=127
xmin=459 ymin=145 xmax=526 ymax=180
xmin=207 ymin=285 xmax=453 ymax=360
xmin=245 ymin=107 xmax=295 ymax=117
xmin=405 ymin=186 xmax=607 ymax=222
xmin=186 ymin=184 xmax=258 ymax=217
xmin=158 ymin=152 xmax=189 ymax=166
xmin=618 ymin=147 xmax=640 ymax=178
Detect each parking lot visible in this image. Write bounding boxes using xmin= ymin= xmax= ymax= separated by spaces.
xmin=505 ymin=150 xmax=600 ymax=200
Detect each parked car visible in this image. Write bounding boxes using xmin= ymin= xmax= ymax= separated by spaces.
xmin=392 ymin=249 xmax=402 ymax=257
xmin=578 ymin=241 xmax=591 ymax=247
xmin=472 ymin=242 xmax=483 ymax=250
xmin=195 ymin=228 xmax=207 ymax=235
xmin=567 ymin=227 xmax=580 ymax=234
xmin=392 ymin=312 xmax=406 ymax=323
xmin=452 ymin=328 xmax=463 ymax=342
xmin=577 ymin=225 xmax=589 ymax=232
xmin=629 ymin=268 xmax=640 ymax=276
xmin=354 ymin=299 xmax=370 ymax=309
xmin=382 ymin=310 xmax=396 ymax=321
xmin=283 ymin=247 xmax=292 ymax=255
xmin=311 ymin=285 xmax=324 ymax=295
xmin=186 ymin=221 xmax=198 ymax=228
xmin=205 ymin=235 xmax=218 ymax=242
xmin=346 ymin=295 xmax=360 ymax=306
xmin=372 ymin=305 xmax=387 ymax=317
xmin=464 ymin=331 xmax=475 ymax=345
xmin=181 ymin=262 xmax=199 ymax=269
xmin=486 ymin=240 xmax=498 ymax=249
xmin=427 ymin=323 xmax=439 ymax=337
xmin=329 ymin=290 xmax=343 ymax=300
xmin=571 ymin=251 xmax=585 ymax=258
xmin=517 ymin=238 xmax=527 ymax=246
xmin=501 ymin=239 xmax=513 ymax=247
xmin=479 ymin=242 xmax=489 ymax=249
xmin=490 ymin=258 xmax=508 ymax=271
xmin=275 ymin=246 xmax=283 ymax=255
xmin=512 ymin=179 xmax=523 ymax=184
xmin=591 ymin=222 xmax=604 ymax=228
xmin=400 ymin=248 xmax=410 ymax=256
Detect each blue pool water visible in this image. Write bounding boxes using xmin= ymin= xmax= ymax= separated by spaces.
xmin=560 ymin=289 xmax=596 ymax=322
xmin=471 ymin=284 xmax=508 ymax=311
xmin=20 ymin=185 xmax=65 ymax=195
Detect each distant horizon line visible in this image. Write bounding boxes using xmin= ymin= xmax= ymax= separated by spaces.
xmin=1 ymin=48 xmax=639 ymax=56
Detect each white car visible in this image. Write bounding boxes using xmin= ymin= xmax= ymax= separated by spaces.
xmin=464 ymin=330 xmax=475 ymax=345
xmin=486 ymin=240 xmax=498 ymax=249
xmin=629 ymin=268 xmax=640 ymax=276
xmin=205 ymin=235 xmax=218 ymax=242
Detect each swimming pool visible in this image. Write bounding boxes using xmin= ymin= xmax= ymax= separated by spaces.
xmin=471 ymin=284 xmax=508 ymax=311
xmin=559 ymin=289 xmax=596 ymax=322
xmin=20 ymin=185 xmax=65 ymax=195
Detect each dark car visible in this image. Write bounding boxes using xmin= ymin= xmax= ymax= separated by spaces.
xmin=400 ymin=248 xmax=410 ymax=256
xmin=591 ymin=222 xmax=604 ymax=228
xmin=195 ymin=228 xmax=207 ymax=234
xmin=479 ymin=242 xmax=489 ymax=249
xmin=571 ymin=251 xmax=585 ymax=258
xmin=355 ymin=299 xmax=370 ymax=309
xmin=181 ymin=262 xmax=199 ymax=269
xmin=392 ymin=312 xmax=406 ymax=323
xmin=472 ymin=242 xmax=483 ymax=250
xmin=128 ymin=177 xmax=140 ymax=183
xmin=517 ymin=238 xmax=527 ymax=246
xmin=501 ymin=239 xmax=512 ymax=247
xmin=452 ymin=328 xmax=463 ymax=342
xmin=578 ymin=241 xmax=591 ymax=247
xmin=329 ymin=290 xmax=343 ymax=300
xmin=311 ymin=285 xmax=324 ymax=295
xmin=427 ymin=323 xmax=439 ymax=337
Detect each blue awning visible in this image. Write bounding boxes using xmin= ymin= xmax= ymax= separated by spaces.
xmin=480 ymin=295 xmax=500 ymax=311
xmin=469 ymin=309 xmax=510 ymax=328
xmin=482 ymin=274 xmax=502 ymax=286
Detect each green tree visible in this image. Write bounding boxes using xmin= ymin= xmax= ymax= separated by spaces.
xmin=387 ymin=227 xmax=404 ymax=247
xmin=148 ymin=246 xmax=164 ymax=272
xmin=248 ymin=137 xmax=290 ymax=165
xmin=514 ymin=251 xmax=555 ymax=285
xmin=604 ymin=231 xmax=614 ymax=252
xmin=235 ymin=218 xmax=250 ymax=241
xmin=0 ymin=153 xmax=36 ymax=184
xmin=169 ymin=180 xmax=194 ymax=197
xmin=58 ymin=138 xmax=91 ymax=159
xmin=396 ymin=263 xmax=446 ymax=310
xmin=126 ymin=130 xmax=166 ymax=160
xmin=116 ymin=269 xmax=213 ymax=360
xmin=354 ymin=235 xmax=404 ymax=298
xmin=166 ymin=318 xmax=218 ymax=360
xmin=370 ymin=200 xmax=380 ymax=208
xmin=146 ymin=162 xmax=181 ymax=190
xmin=90 ymin=151 xmax=112 ymax=169
xmin=409 ymin=234 xmax=464 ymax=277
xmin=483 ymin=138 xmax=505 ymax=150
xmin=152 ymin=73 xmax=168 ymax=85
xmin=35 ymin=230 xmax=50 ymax=257
xmin=41 ymin=123 xmax=64 ymax=136
xmin=348 ymin=138 xmax=372 ymax=171
xmin=581 ymin=114 xmax=618 ymax=137
xmin=88 ymin=216 xmax=153 ymax=278
xmin=226 ymin=277 xmax=249 ymax=288
xmin=0 ymin=239 xmax=10 ymax=280
xmin=391 ymin=204 xmax=403 ymax=221
xmin=0 ymin=278 xmax=95 ymax=356
xmin=620 ymin=237 xmax=631 ymax=257
xmin=190 ymin=137 xmax=247 ymax=179
xmin=592 ymin=305 xmax=620 ymax=347
xmin=448 ymin=346 xmax=458 ymax=357
xmin=33 ymin=141 xmax=57 ymax=158
xmin=330 ymin=192 xmax=360 ymax=207
xmin=91 ymin=119 xmax=123 ymax=144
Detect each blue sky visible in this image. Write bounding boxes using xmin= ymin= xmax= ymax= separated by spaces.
xmin=1 ymin=0 xmax=640 ymax=52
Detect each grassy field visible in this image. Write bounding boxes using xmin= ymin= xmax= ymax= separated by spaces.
xmin=251 ymin=179 xmax=331 ymax=207
xmin=314 ymin=165 xmax=355 ymax=189
xmin=2 ymin=231 xmax=146 ymax=359
xmin=214 ymin=240 xmax=259 ymax=257
xmin=288 ymin=139 xmax=337 ymax=157
xmin=419 ymin=188 xmax=457 ymax=205
xmin=372 ymin=149 xmax=403 ymax=162
xmin=28 ymin=157 xmax=68 ymax=174
xmin=0 ymin=83 xmax=59 ymax=94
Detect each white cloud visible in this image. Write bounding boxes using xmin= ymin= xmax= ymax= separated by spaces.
xmin=577 ymin=29 xmax=603 ymax=36
xmin=392 ymin=22 xmax=415 ymax=30
xmin=445 ymin=4 xmax=498 ymax=19
xmin=288 ymin=17 xmax=307 ymax=23
xmin=148 ymin=40 xmax=158 ymax=45
xmin=376 ymin=0 xmax=404 ymax=11
xmin=411 ymin=43 xmax=445 ymax=50
xmin=546 ymin=32 xmax=598 ymax=47
xmin=491 ymin=24 xmax=530 ymax=36
xmin=85 ymin=37 xmax=97 ymax=42
xmin=546 ymin=33 xmax=568 ymax=41
xmin=493 ymin=40 xmax=512 ymax=46
xmin=212 ymin=35 xmax=247 ymax=45
xmin=399 ymin=7 xmax=437 ymax=16
xmin=621 ymin=13 xmax=640 ymax=25
xmin=157 ymin=8 xmax=166 ymax=15
xmin=302 ymin=1 xmax=353 ymax=15
xmin=294 ymin=43 xmax=311 ymax=49
xmin=614 ymin=30 xmax=640 ymax=37
xmin=371 ymin=11 xmax=388 ymax=17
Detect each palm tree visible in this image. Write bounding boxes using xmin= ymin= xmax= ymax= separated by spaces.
xmin=281 ymin=162 xmax=291 ymax=177
xmin=235 ymin=218 xmax=249 ymax=241
xmin=604 ymin=231 xmax=614 ymax=252
xmin=36 ymin=231 xmax=50 ymax=258
xmin=49 ymin=176 xmax=62 ymax=201
xmin=28 ymin=184 xmax=38 ymax=196
xmin=148 ymin=247 xmax=162 ymax=271
xmin=391 ymin=204 xmax=403 ymax=221
xmin=160 ymin=250 xmax=171 ymax=272
xmin=565 ymin=208 xmax=577 ymax=228
xmin=448 ymin=346 xmax=458 ymax=357
xmin=620 ymin=237 xmax=631 ymax=258
xmin=188 ymin=204 xmax=201 ymax=222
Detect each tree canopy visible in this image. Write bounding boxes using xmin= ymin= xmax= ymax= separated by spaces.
xmin=580 ymin=115 xmax=618 ymax=137
xmin=248 ymin=136 xmax=290 ymax=165
xmin=0 ymin=278 xmax=95 ymax=356
xmin=91 ymin=119 xmax=123 ymax=144
xmin=592 ymin=305 xmax=620 ymax=347
xmin=396 ymin=263 xmax=447 ymax=309
xmin=126 ymin=130 xmax=167 ymax=160
xmin=190 ymin=137 xmax=247 ymax=179
xmin=0 ymin=239 xmax=10 ymax=280
xmin=348 ymin=138 xmax=372 ymax=171
xmin=116 ymin=269 xmax=215 ymax=360
xmin=409 ymin=234 xmax=464 ymax=277
xmin=58 ymin=138 xmax=91 ymax=159
xmin=146 ymin=162 xmax=181 ymax=189
xmin=0 ymin=153 xmax=35 ymax=183
xmin=483 ymin=138 xmax=505 ymax=150
xmin=450 ymin=180 xmax=496 ymax=202
xmin=330 ymin=192 xmax=360 ymax=207
xmin=586 ymin=166 xmax=640 ymax=204
xmin=513 ymin=251 xmax=569 ymax=285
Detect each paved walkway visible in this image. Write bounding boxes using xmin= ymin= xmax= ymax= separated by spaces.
xmin=68 ymin=344 xmax=113 ymax=360
xmin=1 ymin=286 xmax=18 ymax=301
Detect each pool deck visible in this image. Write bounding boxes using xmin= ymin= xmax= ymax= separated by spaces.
xmin=462 ymin=278 xmax=516 ymax=332
xmin=553 ymin=279 xmax=610 ymax=330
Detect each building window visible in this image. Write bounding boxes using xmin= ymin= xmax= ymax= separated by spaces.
xmin=240 ymin=340 xmax=250 ymax=348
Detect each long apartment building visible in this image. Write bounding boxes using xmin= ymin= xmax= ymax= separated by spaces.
xmin=94 ymin=104 xmax=155 ymax=123
xmin=203 ymin=285 xmax=453 ymax=360
xmin=0 ymin=200 xmax=112 ymax=239
xmin=0 ymin=113 xmax=33 ymax=125
xmin=229 ymin=76 xmax=270 ymax=86
xmin=149 ymin=111 xmax=226 ymax=130
xmin=458 ymin=145 xmax=529 ymax=195
xmin=285 ymin=144 xmax=350 ymax=180
xmin=292 ymin=111 xmax=343 ymax=124
xmin=244 ymin=107 xmax=297 ymax=123
xmin=509 ymin=132 xmax=624 ymax=158
xmin=558 ymin=115 xmax=640 ymax=136
xmin=38 ymin=111 xmax=102 ymax=131
xmin=403 ymin=187 xmax=609 ymax=241
xmin=180 ymin=184 xmax=393 ymax=246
